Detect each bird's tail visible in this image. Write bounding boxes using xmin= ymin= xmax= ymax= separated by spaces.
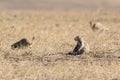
xmin=29 ymin=36 xmax=35 ymax=48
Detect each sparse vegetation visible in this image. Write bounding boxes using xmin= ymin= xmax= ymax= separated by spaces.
xmin=0 ymin=10 xmax=120 ymax=80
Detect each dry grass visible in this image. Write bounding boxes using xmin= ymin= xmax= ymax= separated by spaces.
xmin=0 ymin=10 xmax=120 ymax=80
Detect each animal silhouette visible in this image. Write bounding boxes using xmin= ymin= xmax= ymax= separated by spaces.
xmin=68 ymin=36 xmax=84 ymax=55
xmin=11 ymin=37 xmax=35 ymax=49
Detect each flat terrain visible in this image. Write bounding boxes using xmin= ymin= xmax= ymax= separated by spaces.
xmin=0 ymin=0 xmax=120 ymax=9
xmin=0 ymin=10 xmax=120 ymax=80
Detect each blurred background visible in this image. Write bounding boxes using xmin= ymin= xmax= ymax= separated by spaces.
xmin=0 ymin=0 xmax=120 ymax=10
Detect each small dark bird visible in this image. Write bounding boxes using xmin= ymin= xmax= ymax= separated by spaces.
xmin=68 ymin=36 xmax=84 ymax=55
xmin=11 ymin=37 xmax=35 ymax=49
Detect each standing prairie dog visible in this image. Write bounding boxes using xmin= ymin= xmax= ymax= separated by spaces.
xmin=11 ymin=36 xmax=35 ymax=49
xmin=89 ymin=21 xmax=109 ymax=31
xmin=68 ymin=36 xmax=90 ymax=55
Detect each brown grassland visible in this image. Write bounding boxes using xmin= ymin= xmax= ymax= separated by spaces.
xmin=0 ymin=10 xmax=120 ymax=80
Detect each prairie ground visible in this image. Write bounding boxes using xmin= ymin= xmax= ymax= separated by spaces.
xmin=0 ymin=10 xmax=120 ymax=80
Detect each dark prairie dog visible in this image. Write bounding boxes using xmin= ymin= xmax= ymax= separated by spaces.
xmin=90 ymin=21 xmax=109 ymax=31
xmin=68 ymin=36 xmax=90 ymax=55
xmin=11 ymin=37 xmax=35 ymax=49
